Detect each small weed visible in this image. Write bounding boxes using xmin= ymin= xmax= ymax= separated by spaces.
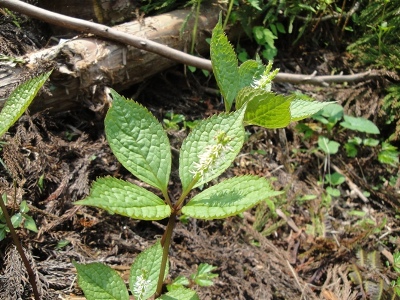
xmin=167 ymin=263 xmax=218 ymax=291
xmin=163 ymin=111 xmax=186 ymax=131
xmin=0 ymin=194 xmax=38 ymax=241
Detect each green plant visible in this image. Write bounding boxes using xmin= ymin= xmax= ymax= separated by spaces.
xmin=0 ymin=71 xmax=52 ymax=300
xmin=74 ymin=88 xmax=280 ymax=299
xmin=0 ymin=71 xmax=51 ymax=239
xmin=163 ymin=111 xmax=186 ymax=130
xmin=163 ymin=112 xmax=199 ymax=131
xmin=347 ymin=0 xmax=400 ymax=70
xmin=392 ymin=251 xmax=400 ymax=296
xmin=73 ymin=17 xmax=330 ymax=299
xmin=1 ymin=7 xmax=22 ymax=28
xmin=231 ymin=0 xmax=352 ymax=61
xmin=167 ymin=263 xmax=218 ymax=291
xmin=0 ymin=195 xmax=38 ymax=241
xmin=324 ymin=171 xmax=345 ymax=197
xmin=300 ymin=103 xmax=398 ymax=167
xmin=295 ymin=102 xmax=398 ymax=206
xmin=381 ymin=83 xmax=400 ymax=142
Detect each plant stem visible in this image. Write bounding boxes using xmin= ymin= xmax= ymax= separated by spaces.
xmin=190 ymin=0 xmax=201 ymax=54
xmin=162 ymin=189 xmax=173 ymax=207
xmin=156 ymin=212 xmax=176 ymax=297
xmin=173 ymin=176 xmax=199 ymax=210
xmin=0 ymin=194 xmax=40 ymax=300
xmin=223 ymin=0 xmax=234 ymax=30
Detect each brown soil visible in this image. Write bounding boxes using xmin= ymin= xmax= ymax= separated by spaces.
xmin=1 ymin=8 xmax=400 ymax=300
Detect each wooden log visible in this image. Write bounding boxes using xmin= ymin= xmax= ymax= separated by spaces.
xmin=37 ymin=0 xmax=139 ymax=34
xmin=0 ymin=5 xmax=222 ymax=112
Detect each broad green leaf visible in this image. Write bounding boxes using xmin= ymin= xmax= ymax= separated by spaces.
xmin=344 ymin=142 xmax=358 ymax=157
xmin=105 ymin=90 xmax=171 ymax=192
xmin=73 ymin=262 xmax=129 ymax=300
xmin=11 ymin=213 xmax=23 ymax=228
xmin=319 ymin=103 xmax=343 ymax=121
xmin=276 ymin=22 xmax=286 ymax=33
xmin=210 ymin=15 xmax=239 ymax=111
xmin=238 ymin=60 xmax=264 ymax=91
xmin=348 ymin=136 xmax=362 ymax=145
xmin=363 ymin=138 xmax=379 ymax=147
xmin=0 ymin=71 xmax=51 ymax=137
xmin=236 ymin=87 xmax=293 ymax=128
xmin=179 ymin=106 xmax=246 ymax=192
xmin=340 ymin=115 xmax=380 ymax=134
xmin=157 ymin=287 xmax=200 ymax=300
xmin=75 ymin=177 xmax=171 ymax=220
xmin=23 ymin=215 xmax=38 ymax=232
xmin=19 ymin=200 xmax=29 ymax=213
xmin=318 ymin=136 xmax=340 ymax=154
xmin=378 ymin=142 xmax=399 ymax=166
xmin=130 ymin=241 xmax=166 ymax=300
xmin=326 ymin=187 xmax=341 ymax=197
xmin=253 ymin=26 xmax=277 ymax=47
xmin=325 ymin=172 xmax=345 ymax=186
xmin=312 ymin=103 xmax=343 ymax=130
xmin=166 ymin=276 xmax=190 ymax=291
xmin=290 ymin=99 xmax=335 ymax=121
xmin=182 ymin=176 xmax=282 ymax=219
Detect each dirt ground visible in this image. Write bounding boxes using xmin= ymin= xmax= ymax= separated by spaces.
xmin=1 ymin=7 xmax=400 ymax=300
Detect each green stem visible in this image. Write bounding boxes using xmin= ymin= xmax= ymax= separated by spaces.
xmin=190 ymin=0 xmax=202 ymax=54
xmin=173 ymin=176 xmax=199 ymax=211
xmin=162 ymin=188 xmax=173 ymax=208
xmin=223 ymin=0 xmax=234 ymax=30
xmin=0 ymin=194 xmax=40 ymax=300
xmin=156 ymin=212 xmax=176 ymax=297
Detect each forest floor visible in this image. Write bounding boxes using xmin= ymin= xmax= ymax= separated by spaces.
xmin=0 ymin=8 xmax=400 ymax=300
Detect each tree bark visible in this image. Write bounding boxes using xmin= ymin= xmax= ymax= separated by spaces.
xmin=0 ymin=4 xmax=221 ymax=112
xmin=37 ymin=0 xmax=140 ymax=34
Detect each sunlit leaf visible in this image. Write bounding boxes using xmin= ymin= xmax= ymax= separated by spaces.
xmin=182 ymin=176 xmax=282 ymax=219
xmin=236 ymin=87 xmax=292 ymax=128
xmin=318 ymin=136 xmax=340 ymax=154
xmin=75 ymin=177 xmax=171 ymax=220
xmin=340 ymin=115 xmax=380 ymax=134
xmin=105 ymin=90 xmax=171 ymax=192
xmin=179 ymin=106 xmax=246 ymax=192
xmin=73 ymin=261 xmax=129 ymax=300
xmin=0 ymin=71 xmax=51 ymax=137
xmin=290 ymin=99 xmax=335 ymax=121
xmin=210 ymin=15 xmax=239 ymax=111
xmin=130 ymin=241 xmax=166 ymax=300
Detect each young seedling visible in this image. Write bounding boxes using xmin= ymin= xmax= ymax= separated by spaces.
xmin=0 ymin=197 xmax=38 ymax=241
xmin=73 ymin=16 xmax=332 ymax=299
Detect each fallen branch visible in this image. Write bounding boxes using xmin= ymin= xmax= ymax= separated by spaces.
xmin=0 ymin=3 xmax=222 ymax=111
xmin=0 ymin=0 xmax=386 ymax=112
xmin=274 ymin=70 xmax=381 ymax=87
xmin=0 ymin=0 xmax=212 ymax=70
